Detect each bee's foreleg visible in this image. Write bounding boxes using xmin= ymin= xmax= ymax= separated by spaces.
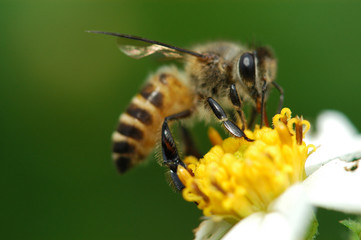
xmin=272 ymin=81 xmax=284 ymax=114
xmin=161 ymin=110 xmax=192 ymax=191
xmin=260 ymin=81 xmax=285 ymax=127
xmin=229 ymin=84 xmax=247 ymax=130
xmin=207 ymin=97 xmax=253 ymax=142
xmin=260 ymin=81 xmax=269 ymax=128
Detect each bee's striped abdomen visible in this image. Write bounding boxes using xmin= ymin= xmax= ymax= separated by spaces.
xmin=112 ymin=66 xmax=194 ymax=173
xmin=126 ymin=103 xmax=153 ymax=125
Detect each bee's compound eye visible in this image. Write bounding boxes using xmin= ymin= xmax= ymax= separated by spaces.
xmin=239 ymin=53 xmax=255 ymax=83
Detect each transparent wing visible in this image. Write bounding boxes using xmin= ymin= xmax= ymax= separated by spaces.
xmin=87 ymin=31 xmax=205 ymax=60
xmin=117 ymin=38 xmax=184 ymax=59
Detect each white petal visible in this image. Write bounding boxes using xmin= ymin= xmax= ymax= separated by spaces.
xmin=221 ymin=212 xmax=266 ymax=240
xmin=222 ymin=185 xmax=313 ymax=240
xmin=222 ymin=213 xmax=296 ymax=240
xmin=194 ymin=218 xmax=233 ymax=240
xmin=304 ymin=157 xmax=361 ymax=214
xmin=269 ymin=184 xmax=314 ymax=240
xmin=305 ymin=110 xmax=361 ymax=176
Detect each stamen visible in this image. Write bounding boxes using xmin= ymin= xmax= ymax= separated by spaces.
xmin=208 ymin=127 xmax=223 ymax=146
xmin=273 ymin=108 xmax=292 ymax=126
xmin=177 ymin=165 xmax=193 ymax=183
xmin=295 ymin=116 xmax=304 ymax=145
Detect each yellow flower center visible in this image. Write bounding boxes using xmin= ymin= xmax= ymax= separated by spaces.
xmin=177 ymin=108 xmax=315 ymax=220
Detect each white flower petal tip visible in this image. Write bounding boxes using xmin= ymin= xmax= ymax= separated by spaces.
xmin=312 ymin=110 xmax=359 ymax=137
xmin=222 ymin=185 xmax=313 ymax=240
xmin=304 ymin=156 xmax=361 ymax=214
xmin=194 ymin=218 xmax=232 ymax=240
xmin=305 ymin=110 xmax=361 ymax=176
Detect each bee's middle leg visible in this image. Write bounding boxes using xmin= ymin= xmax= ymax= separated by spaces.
xmin=207 ymin=97 xmax=253 ymax=142
xmin=161 ymin=109 xmax=192 ymax=191
xmin=180 ymin=126 xmax=202 ymax=158
xmin=248 ymin=107 xmax=258 ymax=129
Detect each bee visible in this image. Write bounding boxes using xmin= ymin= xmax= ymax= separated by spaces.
xmin=89 ymin=31 xmax=283 ymax=190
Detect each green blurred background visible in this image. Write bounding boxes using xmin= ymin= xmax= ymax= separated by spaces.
xmin=1 ymin=1 xmax=360 ymax=239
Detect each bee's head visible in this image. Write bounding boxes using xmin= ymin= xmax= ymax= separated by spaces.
xmin=236 ymin=47 xmax=277 ymax=100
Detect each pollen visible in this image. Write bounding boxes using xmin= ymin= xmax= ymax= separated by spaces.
xmin=177 ymin=108 xmax=316 ymax=220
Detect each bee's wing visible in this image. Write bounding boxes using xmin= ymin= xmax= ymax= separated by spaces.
xmin=88 ymin=31 xmax=206 ymax=60
xmin=117 ymin=39 xmax=184 ymax=59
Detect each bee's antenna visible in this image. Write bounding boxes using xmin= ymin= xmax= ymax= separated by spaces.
xmin=86 ymin=30 xmax=207 ymax=59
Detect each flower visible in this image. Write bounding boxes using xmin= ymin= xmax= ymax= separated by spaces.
xmin=178 ymin=108 xmax=314 ymax=219
xmin=176 ymin=109 xmax=361 ymax=240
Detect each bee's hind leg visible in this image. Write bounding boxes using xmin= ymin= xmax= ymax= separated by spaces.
xmin=161 ymin=110 xmax=192 ymax=191
xmin=207 ymin=97 xmax=253 ymax=142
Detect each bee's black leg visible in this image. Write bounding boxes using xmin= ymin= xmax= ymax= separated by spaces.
xmin=229 ymin=84 xmax=247 ymax=130
xmin=260 ymin=81 xmax=284 ymax=127
xmin=260 ymin=81 xmax=269 ymax=128
xmin=207 ymin=97 xmax=253 ymax=141
xmin=272 ymin=81 xmax=284 ymax=114
xmin=248 ymin=107 xmax=258 ymax=129
xmin=180 ymin=126 xmax=202 ymax=158
xmin=161 ymin=110 xmax=192 ymax=191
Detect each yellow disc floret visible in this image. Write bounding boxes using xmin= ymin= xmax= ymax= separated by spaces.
xmin=177 ymin=108 xmax=316 ymax=220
